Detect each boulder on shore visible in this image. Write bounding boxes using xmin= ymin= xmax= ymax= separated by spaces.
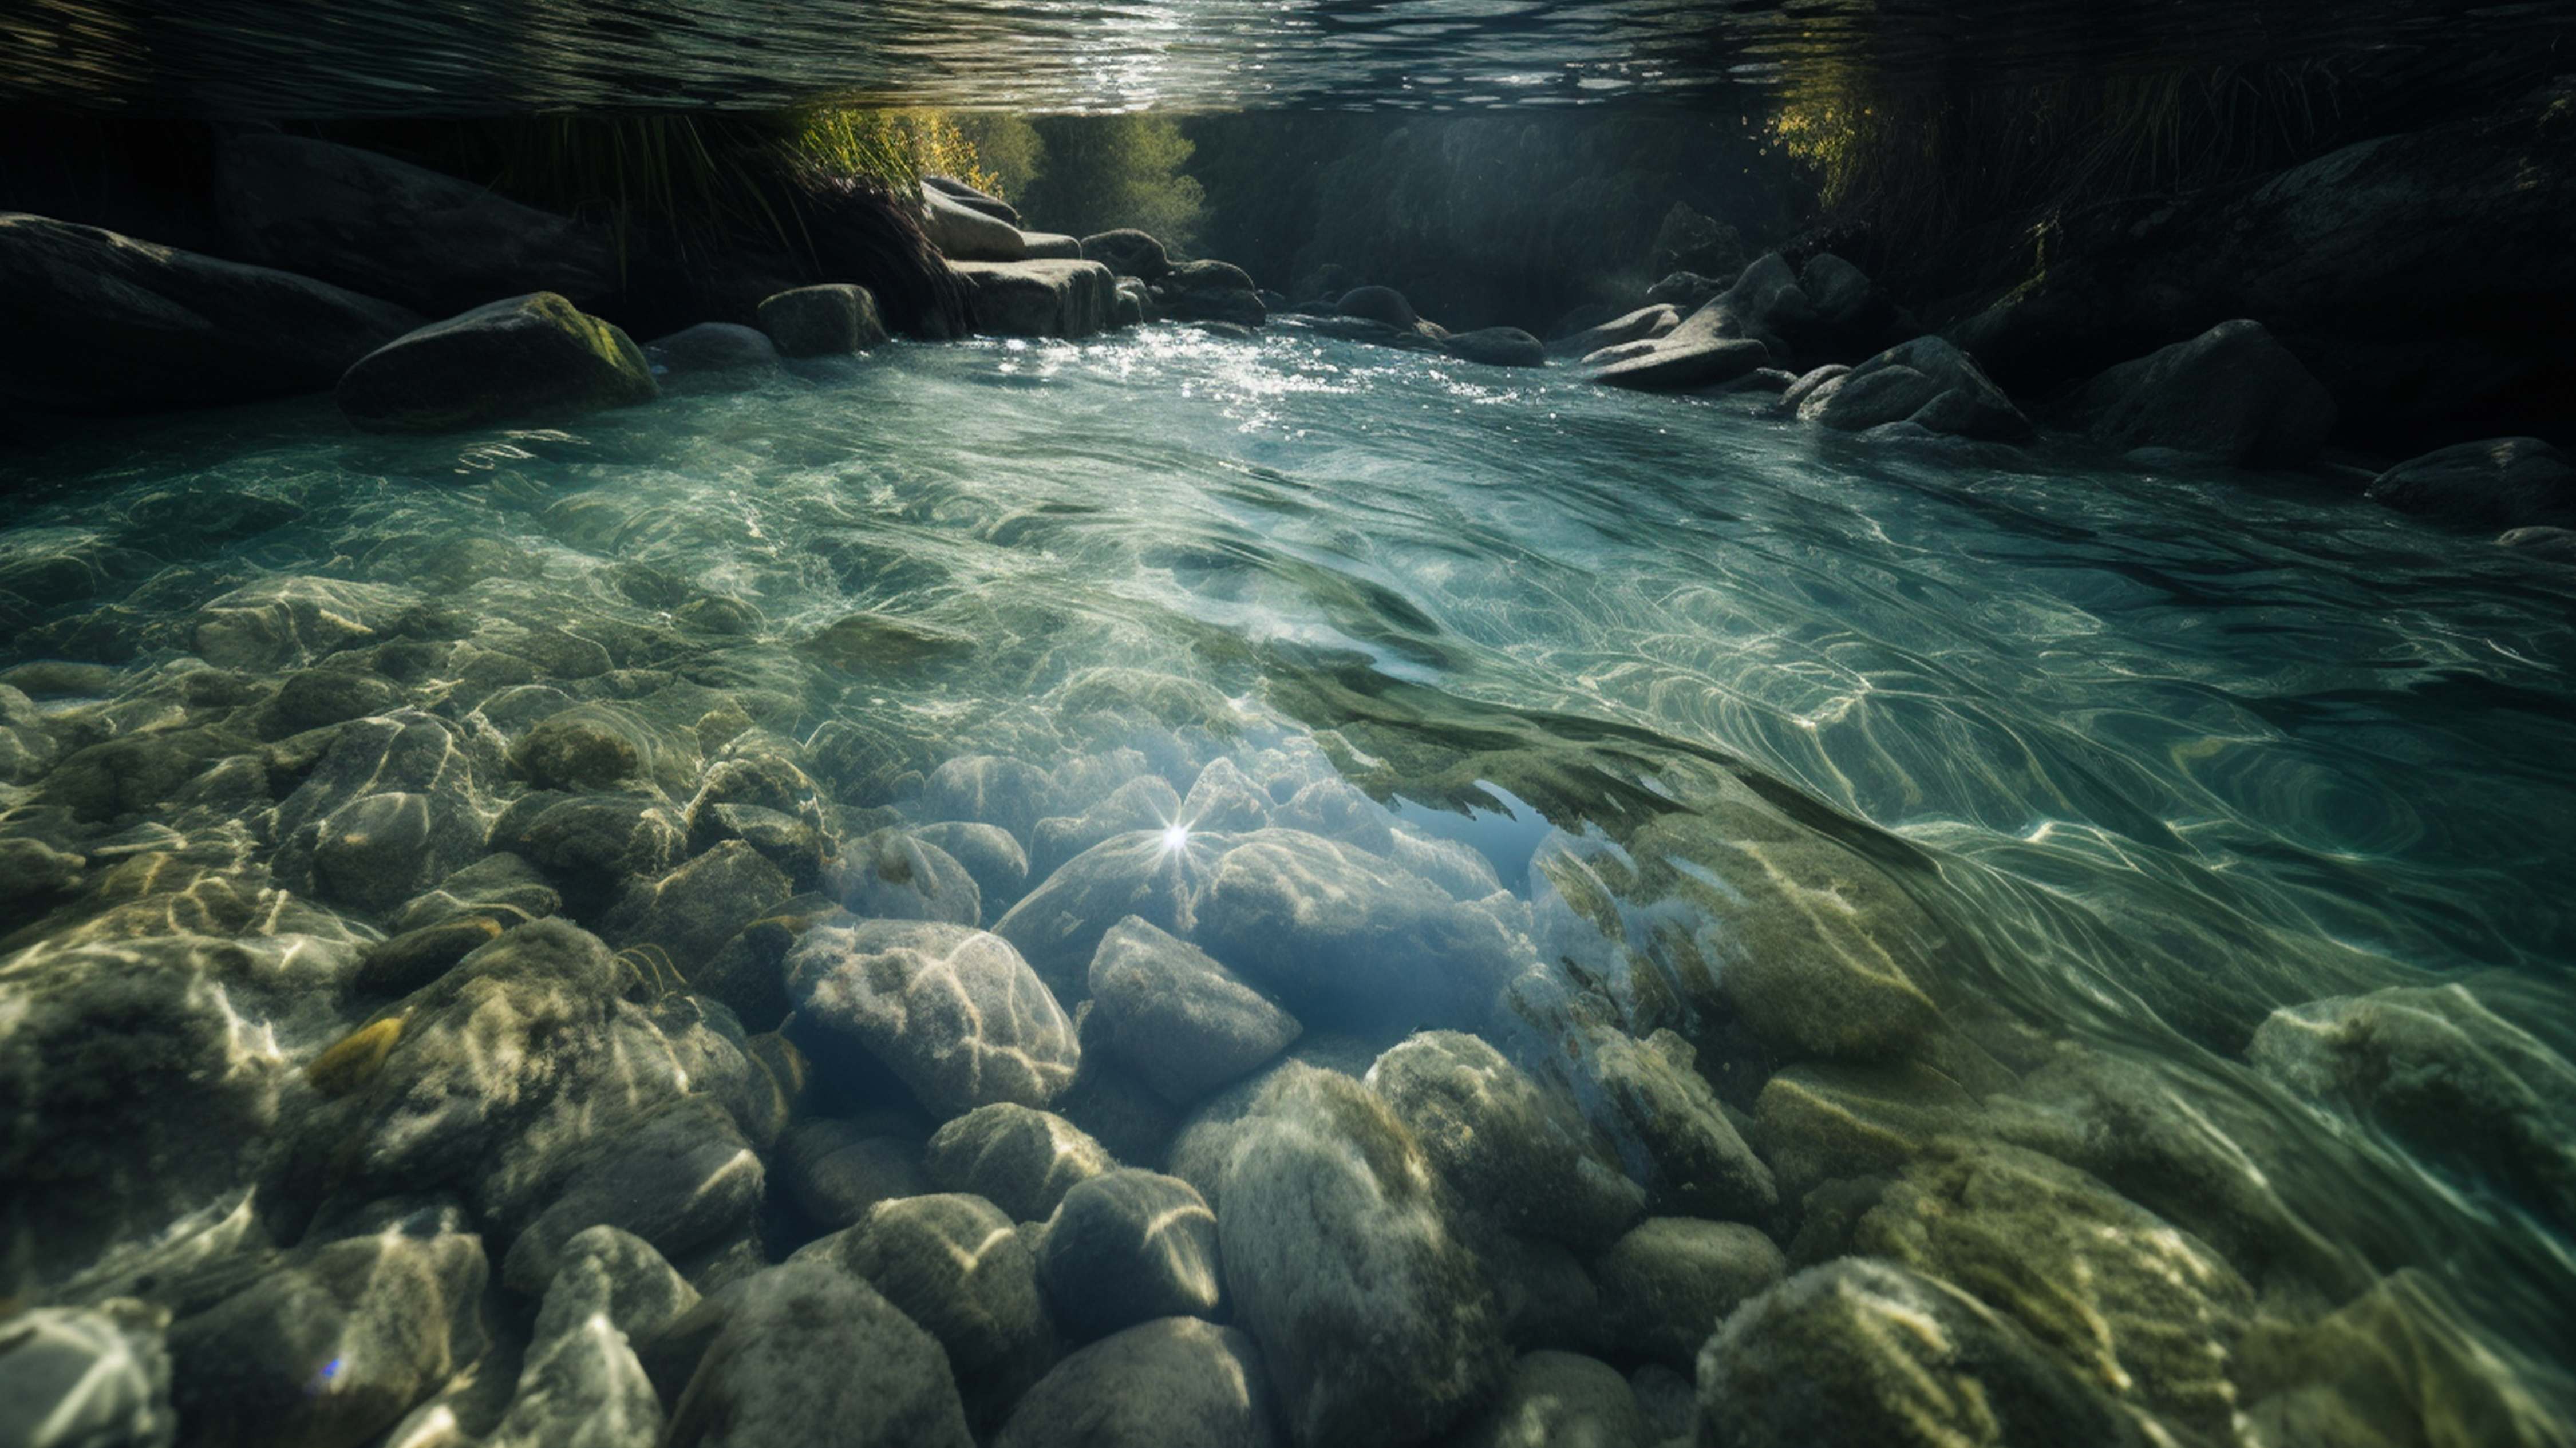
xmin=2071 ymin=318 xmax=2336 ymax=466
xmin=1080 ymin=229 xmax=1171 ymax=283
xmin=216 ymin=132 xmax=618 ymax=316
xmin=927 ymin=175 xmax=1022 ymax=227
xmin=756 ymin=283 xmax=890 ymax=357
xmin=953 ymin=260 xmax=1119 ymax=339
xmin=1593 ymin=338 xmax=1769 ymax=393
xmin=923 ymin=183 xmax=1026 ymax=262
xmin=1156 ymin=260 xmax=1266 ymax=327
xmin=1796 ymin=335 xmax=2031 ymax=441
xmin=0 ymin=210 xmax=423 ymax=409
xmin=337 ymin=291 xmax=658 ymax=434
xmin=1546 ymin=303 xmax=1678 ymax=357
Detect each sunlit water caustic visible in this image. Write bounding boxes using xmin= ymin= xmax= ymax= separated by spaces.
xmin=5 ymin=326 xmax=2574 ymax=1441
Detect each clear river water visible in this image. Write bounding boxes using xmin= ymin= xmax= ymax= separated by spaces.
xmin=3 ymin=325 xmax=2573 ymax=1443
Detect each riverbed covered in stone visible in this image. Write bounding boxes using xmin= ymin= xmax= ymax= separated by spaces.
xmin=1 ymin=325 xmax=2572 ymax=1447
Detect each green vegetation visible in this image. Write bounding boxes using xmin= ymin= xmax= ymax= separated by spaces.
xmin=1770 ymin=61 xmax=2347 ymax=278
xmin=1017 ymin=114 xmax=1206 ymax=250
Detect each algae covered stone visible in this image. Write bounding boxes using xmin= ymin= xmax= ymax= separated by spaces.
xmin=1218 ymin=1066 xmax=1507 ymax=1448
xmin=788 ymin=919 xmax=1078 ymax=1118
xmin=924 ymin=1102 xmax=1115 ymax=1222
xmin=1596 ymin=1217 xmax=1784 ymax=1368
xmin=337 ymin=291 xmax=658 ymax=434
xmin=1697 ymin=1258 xmax=2148 ymax=1448
xmin=1367 ymin=1030 xmax=1641 ymax=1252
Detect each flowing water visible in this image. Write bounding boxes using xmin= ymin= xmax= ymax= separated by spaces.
xmin=4 ymin=326 xmax=2573 ymax=1441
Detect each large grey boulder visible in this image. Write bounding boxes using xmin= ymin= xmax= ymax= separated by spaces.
xmin=754 ymin=283 xmax=889 ymax=357
xmin=484 ymin=1227 xmax=695 ymax=1448
xmin=927 ymin=175 xmax=1022 ymax=225
xmin=217 ymin=133 xmax=618 ymax=316
xmin=663 ymin=1260 xmax=973 ymax=1448
xmin=1219 ymin=1067 xmax=1506 ymax=1448
xmin=643 ymin=322 xmax=783 ymax=395
xmin=785 ymin=918 xmax=1079 ymax=1118
xmin=1087 ymin=915 xmax=1302 ymax=1106
xmin=1545 ymin=303 xmax=1678 ymax=357
xmin=1157 ymin=260 xmax=1266 ymax=327
xmin=336 ymin=291 xmax=658 ymax=434
xmin=1698 ymin=1259 xmax=2148 ymax=1448
xmin=1796 ymin=335 xmax=2031 ymax=440
xmin=0 ymin=211 xmax=422 ymax=408
xmin=1080 ymin=228 xmax=1171 ymax=282
xmin=994 ymin=1318 xmax=1279 ymax=1448
xmin=2365 ymin=437 xmax=2576 ymax=530
xmin=924 ymin=183 xmax=1028 ymax=260
xmin=1591 ymin=338 xmax=1768 ymax=393
xmin=954 ymin=259 xmax=1119 ymax=339
xmin=2072 ymin=319 xmax=2336 ymax=466
xmin=500 ymin=1096 xmax=767 ymax=1296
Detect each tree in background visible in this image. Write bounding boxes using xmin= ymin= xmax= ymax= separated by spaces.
xmin=946 ymin=113 xmax=1045 ymax=199
xmin=1017 ymin=114 xmax=1204 ymax=250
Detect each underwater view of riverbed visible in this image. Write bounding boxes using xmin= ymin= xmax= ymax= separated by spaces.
xmin=3 ymin=319 xmax=2573 ymax=1445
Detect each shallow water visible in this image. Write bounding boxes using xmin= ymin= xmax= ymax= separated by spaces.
xmin=5 ymin=328 xmax=2575 ymax=1438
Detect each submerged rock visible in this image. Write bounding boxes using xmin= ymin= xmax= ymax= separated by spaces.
xmin=1595 ymin=1218 xmax=1784 ymax=1369
xmin=337 ymin=291 xmax=658 ymax=434
xmin=993 ymin=1317 xmax=1278 ymax=1448
xmin=644 ymin=322 xmax=783 ymax=393
xmin=168 ymin=1205 xmax=488 ymax=1448
xmin=1367 ymin=1030 xmax=1640 ymax=1252
xmin=2071 ymin=318 xmax=2336 ymax=466
xmin=484 ymin=1227 xmax=695 ymax=1448
xmin=1697 ymin=1259 xmax=2149 ymax=1448
xmin=1088 ymin=915 xmax=1302 ymax=1106
xmin=1852 ymin=1140 xmax=2255 ymax=1437
xmin=501 ymin=1096 xmax=767 ymax=1296
xmin=924 ymin=1102 xmax=1115 ymax=1223
xmin=1156 ymin=260 xmax=1267 ymax=328
xmin=1579 ymin=1027 xmax=1776 ymax=1223
xmin=1219 ymin=1067 xmax=1506 ymax=1448
xmin=1447 ymin=1351 xmax=1647 ymax=1448
xmin=1546 ymin=303 xmax=1678 ymax=357
xmin=787 ymin=919 xmax=1078 ymax=1118
xmin=775 ymin=1115 xmax=930 ymax=1228
xmin=1037 ymin=1169 xmax=1224 ymax=1342
xmin=801 ymin=1192 xmax=1054 ymax=1431
xmin=662 ymin=1259 xmax=973 ymax=1448
xmin=0 ymin=1300 xmax=177 ymax=1448
xmin=0 ymin=210 xmax=422 ymax=409
xmin=2251 ymin=975 xmax=2576 ymax=1239
xmin=827 ymin=828 xmax=982 ymax=927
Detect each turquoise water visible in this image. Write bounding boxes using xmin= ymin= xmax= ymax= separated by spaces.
xmin=5 ymin=326 xmax=2574 ymax=1441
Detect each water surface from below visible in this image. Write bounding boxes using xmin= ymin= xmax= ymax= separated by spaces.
xmin=3 ymin=327 xmax=2572 ymax=1440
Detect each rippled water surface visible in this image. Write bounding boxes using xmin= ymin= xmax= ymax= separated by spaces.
xmin=5 ymin=327 xmax=2575 ymax=1437
xmin=6 ymin=0 xmax=2571 ymax=112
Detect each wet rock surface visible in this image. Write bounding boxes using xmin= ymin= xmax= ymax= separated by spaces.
xmin=786 ymin=917 xmax=1078 ymax=1118
xmin=336 ymin=291 xmax=658 ymax=434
